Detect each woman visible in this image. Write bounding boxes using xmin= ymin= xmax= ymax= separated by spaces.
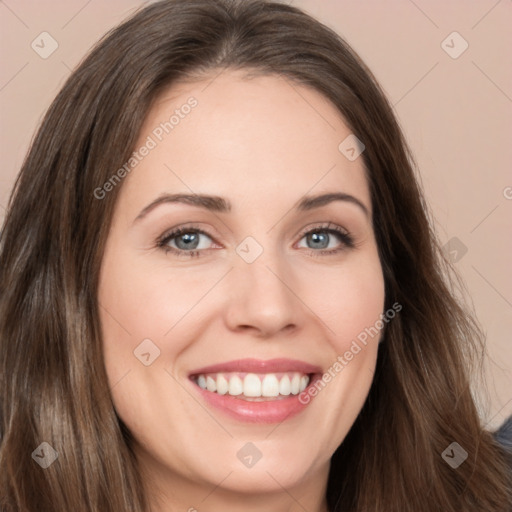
xmin=0 ymin=0 xmax=510 ymax=510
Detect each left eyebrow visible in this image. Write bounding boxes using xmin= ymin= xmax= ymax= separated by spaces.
xmin=296 ymin=192 xmax=370 ymax=219
xmin=132 ymin=190 xmax=370 ymax=225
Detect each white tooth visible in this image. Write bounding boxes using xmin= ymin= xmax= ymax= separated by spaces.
xmin=228 ymin=375 xmax=243 ymax=396
xmin=216 ymin=374 xmax=229 ymax=395
xmin=290 ymin=373 xmax=301 ymax=395
xmin=206 ymin=376 xmax=217 ymax=392
xmin=197 ymin=375 xmax=207 ymax=390
xmin=261 ymin=374 xmax=280 ymax=397
xmin=279 ymin=375 xmax=291 ymax=396
xmin=243 ymin=373 xmax=262 ymax=397
xmin=299 ymin=375 xmax=309 ymax=392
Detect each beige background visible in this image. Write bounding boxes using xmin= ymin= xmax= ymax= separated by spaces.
xmin=1 ymin=0 xmax=511 ymax=429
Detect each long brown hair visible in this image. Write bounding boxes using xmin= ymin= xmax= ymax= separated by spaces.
xmin=1 ymin=1 xmax=510 ymax=510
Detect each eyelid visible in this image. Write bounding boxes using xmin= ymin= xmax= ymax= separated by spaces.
xmin=156 ymin=223 xmax=217 ymax=245
xmin=296 ymin=221 xmax=348 ymax=238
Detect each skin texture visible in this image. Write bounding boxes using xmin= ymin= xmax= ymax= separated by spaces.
xmin=97 ymin=69 xmax=385 ymax=512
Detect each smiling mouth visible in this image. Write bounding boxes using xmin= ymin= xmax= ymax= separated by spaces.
xmin=191 ymin=372 xmax=312 ymax=401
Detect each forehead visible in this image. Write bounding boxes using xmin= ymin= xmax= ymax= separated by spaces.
xmin=119 ymin=70 xmax=370 ymax=216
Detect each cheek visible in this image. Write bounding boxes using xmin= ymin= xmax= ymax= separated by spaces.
xmin=97 ymin=249 xmax=227 ymax=402
xmin=337 ymin=272 xmax=385 ymax=348
xmin=98 ymin=251 xmax=216 ymax=343
xmin=302 ymin=255 xmax=386 ymax=349
xmin=298 ymin=251 xmax=385 ymax=422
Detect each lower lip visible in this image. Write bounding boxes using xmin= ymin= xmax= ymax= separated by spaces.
xmin=191 ymin=375 xmax=319 ymax=424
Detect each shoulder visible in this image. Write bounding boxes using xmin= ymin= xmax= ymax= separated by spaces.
xmin=493 ymin=414 xmax=512 ymax=485
xmin=493 ymin=416 xmax=512 ymax=510
xmin=494 ymin=415 xmax=512 ymax=452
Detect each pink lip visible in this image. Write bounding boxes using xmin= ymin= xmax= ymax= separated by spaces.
xmin=188 ymin=358 xmax=322 ymax=424
xmin=189 ymin=358 xmax=322 ymax=376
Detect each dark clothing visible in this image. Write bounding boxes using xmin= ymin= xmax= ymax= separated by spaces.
xmin=495 ymin=415 xmax=512 ymax=452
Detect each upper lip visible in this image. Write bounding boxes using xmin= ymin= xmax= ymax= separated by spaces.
xmin=189 ymin=358 xmax=322 ymax=376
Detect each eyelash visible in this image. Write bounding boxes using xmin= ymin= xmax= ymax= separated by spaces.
xmin=156 ymin=222 xmax=355 ymax=259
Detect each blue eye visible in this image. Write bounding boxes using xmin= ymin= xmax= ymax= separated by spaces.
xmin=297 ymin=224 xmax=354 ymax=256
xmin=156 ymin=223 xmax=354 ymax=258
xmin=157 ymin=227 xmax=213 ymax=257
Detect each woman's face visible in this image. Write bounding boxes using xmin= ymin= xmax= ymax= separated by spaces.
xmin=98 ymin=69 xmax=385 ymax=508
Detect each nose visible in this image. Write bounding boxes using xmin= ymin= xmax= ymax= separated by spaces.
xmin=223 ymin=250 xmax=302 ymax=338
